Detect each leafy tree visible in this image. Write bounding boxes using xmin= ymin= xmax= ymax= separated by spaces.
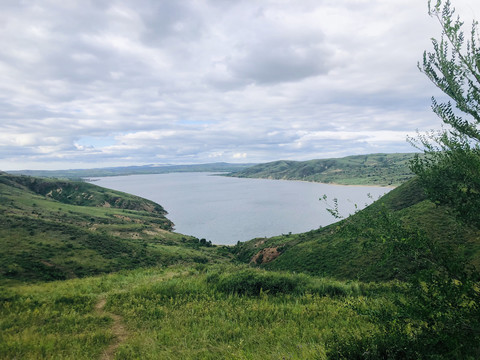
xmin=328 ymin=3 xmax=480 ymax=357
xmin=410 ymin=0 xmax=480 ymax=225
xmin=387 ymin=2 xmax=480 ymax=357
xmin=363 ymin=209 xmax=479 ymax=358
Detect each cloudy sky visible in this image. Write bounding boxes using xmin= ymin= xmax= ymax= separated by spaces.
xmin=1 ymin=0 xmax=478 ymax=170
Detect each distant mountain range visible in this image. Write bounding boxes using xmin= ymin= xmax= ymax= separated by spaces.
xmin=8 ymin=162 xmax=255 ymax=179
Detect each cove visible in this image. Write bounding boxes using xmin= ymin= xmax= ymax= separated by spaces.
xmin=95 ymin=173 xmax=391 ymax=245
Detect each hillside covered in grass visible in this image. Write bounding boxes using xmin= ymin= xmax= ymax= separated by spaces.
xmin=0 ymin=173 xmax=229 ymax=283
xmin=233 ymin=178 xmax=480 ymax=281
xmin=227 ymin=153 xmax=417 ymax=186
xmin=1 ymin=171 xmax=479 ymax=359
xmin=0 ymin=264 xmax=415 ymax=359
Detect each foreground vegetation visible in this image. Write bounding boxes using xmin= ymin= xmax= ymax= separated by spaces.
xmin=3 ymin=263 xmax=477 ymax=359
xmin=0 ymin=265 xmax=404 ymax=359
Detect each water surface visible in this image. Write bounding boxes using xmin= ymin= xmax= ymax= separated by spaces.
xmin=95 ymin=173 xmax=390 ymax=245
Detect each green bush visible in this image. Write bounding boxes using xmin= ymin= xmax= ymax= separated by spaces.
xmin=206 ymin=267 xmax=362 ymax=298
xmin=209 ymin=268 xmax=308 ymax=296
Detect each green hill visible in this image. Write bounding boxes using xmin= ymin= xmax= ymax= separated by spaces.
xmin=0 ymin=173 xmax=229 ymax=283
xmin=1 ymin=172 xmax=478 ymax=358
xmin=227 ymin=153 xmax=418 ymax=186
xmin=232 ymin=178 xmax=480 ymax=281
xmin=3 ymin=170 xmax=477 ymax=285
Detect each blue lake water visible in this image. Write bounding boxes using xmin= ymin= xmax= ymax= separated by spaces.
xmin=95 ymin=173 xmax=391 ymax=245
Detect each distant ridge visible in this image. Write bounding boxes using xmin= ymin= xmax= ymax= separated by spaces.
xmin=227 ymin=153 xmax=418 ymax=187
xmin=8 ymin=162 xmax=255 ymax=179
xmin=8 ymin=153 xmax=418 ymax=186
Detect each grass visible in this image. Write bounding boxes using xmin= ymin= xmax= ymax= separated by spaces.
xmin=0 ymin=265 xmax=400 ymax=360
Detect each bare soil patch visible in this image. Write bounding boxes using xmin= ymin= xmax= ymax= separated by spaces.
xmin=251 ymin=247 xmax=281 ymax=264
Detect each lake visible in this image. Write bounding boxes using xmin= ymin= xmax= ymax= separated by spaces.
xmin=95 ymin=173 xmax=391 ymax=245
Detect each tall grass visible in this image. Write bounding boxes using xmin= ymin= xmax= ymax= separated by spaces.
xmin=1 ymin=265 xmax=396 ymax=359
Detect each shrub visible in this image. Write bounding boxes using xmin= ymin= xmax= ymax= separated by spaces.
xmin=209 ymin=268 xmax=308 ymax=296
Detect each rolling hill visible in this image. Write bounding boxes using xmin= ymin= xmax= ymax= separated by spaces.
xmin=232 ymin=178 xmax=480 ymax=281
xmin=227 ymin=153 xmax=418 ymax=186
xmin=0 ymin=173 xmax=229 ymax=283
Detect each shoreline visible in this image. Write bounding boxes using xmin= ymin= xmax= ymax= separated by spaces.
xmin=224 ymin=174 xmax=398 ymax=189
xmin=89 ymin=171 xmax=399 ymax=189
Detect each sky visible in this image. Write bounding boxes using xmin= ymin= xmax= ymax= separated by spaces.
xmin=1 ymin=0 xmax=479 ymax=171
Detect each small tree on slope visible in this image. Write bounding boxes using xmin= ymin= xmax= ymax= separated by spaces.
xmin=330 ymin=2 xmax=480 ymax=358
xmin=410 ymin=0 xmax=480 ymax=225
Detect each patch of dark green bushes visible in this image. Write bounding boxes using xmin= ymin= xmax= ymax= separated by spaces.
xmin=206 ymin=267 xmax=359 ymax=297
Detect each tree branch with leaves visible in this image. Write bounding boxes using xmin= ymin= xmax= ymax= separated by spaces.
xmin=410 ymin=0 xmax=480 ymax=225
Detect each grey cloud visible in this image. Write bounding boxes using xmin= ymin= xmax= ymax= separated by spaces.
xmin=137 ymin=1 xmax=205 ymax=45
xmin=229 ymin=38 xmax=333 ymax=84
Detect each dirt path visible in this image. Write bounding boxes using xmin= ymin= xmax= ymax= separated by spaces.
xmin=93 ymin=271 xmax=184 ymax=359
xmin=95 ymin=297 xmax=128 ymax=360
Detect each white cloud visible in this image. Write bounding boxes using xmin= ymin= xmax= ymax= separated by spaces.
xmin=233 ymin=153 xmax=247 ymax=159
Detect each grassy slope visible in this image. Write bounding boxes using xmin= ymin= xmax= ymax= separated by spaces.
xmin=0 ymin=173 xmax=230 ymax=283
xmin=233 ymin=179 xmax=480 ymax=281
xmin=0 ymin=264 xmax=401 ymax=360
xmin=227 ymin=153 xmax=417 ymax=186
